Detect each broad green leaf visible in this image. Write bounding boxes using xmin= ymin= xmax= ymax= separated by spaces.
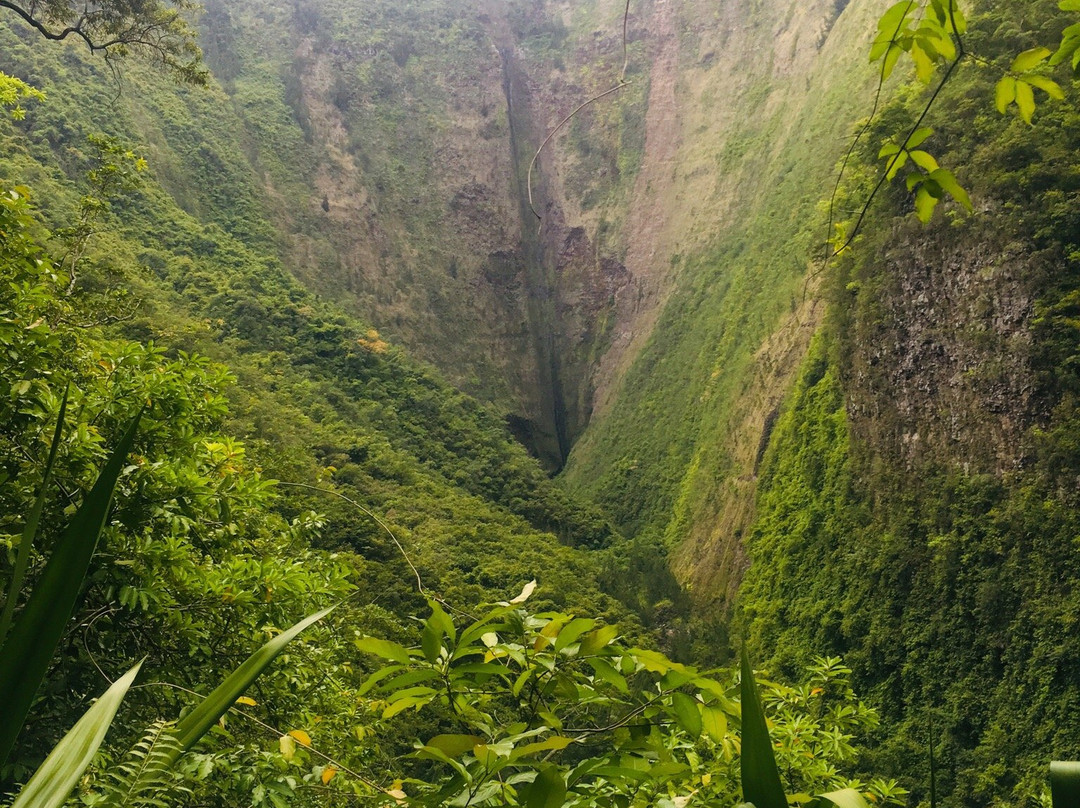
xmin=354 ymin=636 xmax=411 ymax=665
xmin=589 ymin=765 xmax=652 ymax=782
xmin=0 ymin=410 xmax=143 ymax=768
xmin=671 ymin=692 xmax=702 ymax=738
xmin=877 ymin=1 xmax=915 ymax=36
xmin=579 ymin=624 xmax=619 ymax=655
xmin=383 ymin=693 xmax=434 ymax=718
xmin=554 ymin=618 xmax=596 ymax=653
xmin=905 ymin=127 xmax=934 ymax=149
xmin=911 ymin=41 xmax=935 ymax=83
xmin=0 ymin=385 xmax=68 ymax=647
xmin=1051 ymin=26 xmax=1080 ymax=67
xmin=422 ymin=600 xmax=455 ymax=663
xmin=629 ymin=647 xmax=673 ymax=674
xmin=995 ymin=76 xmax=1017 ymax=114
xmin=358 ymin=664 xmax=406 ymax=695
xmin=818 ymin=789 xmax=871 ymax=808
xmin=923 ymin=27 xmax=956 ymax=60
xmin=511 ymin=736 xmax=575 ymax=760
xmin=909 ymin=150 xmax=939 ymax=172
xmin=513 ymin=667 xmax=535 ymax=697
xmin=740 ymin=648 xmax=788 ymax=808
xmin=885 ymin=150 xmax=909 ymax=181
xmin=382 ymin=668 xmax=441 ymax=692
xmin=174 ymin=606 xmax=335 ymax=753
xmin=878 ymin=142 xmax=902 ymax=159
xmin=12 ymin=662 xmax=142 ymax=808
xmin=882 ymin=44 xmax=904 ymax=80
xmin=1062 ymin=0 xmax=1080 ymax=11
xmin=1051 ymin=762 xmax=1080 ymax=808
xmin=915 ymin=186 xmax=940 ymax=222
xmin=525 ymin=766 xmax=567 ymax=808
xmin=421 ymin=622 xmax=442 ymax=663
xmin=427 ymin=599 xmax=456 ymax=643
xmin=1012 ymin=46 xmax=1052 ymax=73
xmin=587 ymin=657 xmax=629 ymax=694
xmin=950 ymin=3 xmax=967 ymax=34
xmin=702 ymin=704 xmax=729 ymax=742
xmin=425 ymin=734 xmax=484 ymax=758
xmin=869 ymin=36 xmax=892 ymax=62
xmin=929 ymin=169 xmax=972 ymax=211
xmin=1025 ymin=75 xmax=1065 ymax=100
xmin=1015 ymin=80 xmax=1036 ymax=124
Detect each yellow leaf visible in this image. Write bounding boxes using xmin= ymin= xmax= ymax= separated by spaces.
xmin=509 ymin=580 xmax=537 ymax=604
xmin=279 ymin=734 xmax=296 ymax=761
xmin=389 ymin=781 xmax=407 ymax=804
xmin=235 ymin=696 xmax=258 ymax=706
xmin=288 ymin=729 xmax=312 ymax=747
xmin=702 ymin=773 xmax=712 ymax=786
xmin=321 ymin=767 xmax=337 ymax=785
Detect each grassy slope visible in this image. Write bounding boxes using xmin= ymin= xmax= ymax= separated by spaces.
xmin=560 ymin=0 xmax=882 ymax=610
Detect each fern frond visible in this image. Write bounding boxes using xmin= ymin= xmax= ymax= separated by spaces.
xmin=96 ymin=721 xmax=188 ymax=808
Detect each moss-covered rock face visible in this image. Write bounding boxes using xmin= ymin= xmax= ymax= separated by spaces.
xmin=184 ymin=0 xmax=652 ymax=470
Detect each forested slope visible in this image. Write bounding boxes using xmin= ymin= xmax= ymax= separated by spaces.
xmin=736 ymin=2 xmax=1080 ymax=804
xmin=0 ymin=11 xmax=652 ymax=785
xmin=7 ymin=0 xmax=1080 ymax=804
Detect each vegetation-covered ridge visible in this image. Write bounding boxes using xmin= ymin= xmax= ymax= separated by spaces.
xmin=0 ymin=86 xmax=894 ymax=806
xmin=0 ymin=12 xmax=690 ymax=800
xmin=737 ymin=1 xmax=1080 ymax=805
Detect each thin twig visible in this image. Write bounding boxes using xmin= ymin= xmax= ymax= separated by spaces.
xmin=829 ymin=5 xmax=967 ymax=260
xmin=822 ymin=1 xmax=916 ymax=266
xmin=527 ymin=83 xmax=631 ymax=220
xmin=275 ymin=481 xmax=423 ymax=595
xmin=527 ymin=1 xmax=634 ymax=221
xmin=274 ymin=481 xmax=475 ymax=620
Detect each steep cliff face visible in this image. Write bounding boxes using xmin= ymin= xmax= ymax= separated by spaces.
xmin=196 ymin=0 xmax=887 ymax=499
xmin=845 ymin=224 xmax=1042 ymax=477
xmin=560 ymin=0 xmax=884 ymax=610
xmin=195 ymin=0 xmax=652 ymax=470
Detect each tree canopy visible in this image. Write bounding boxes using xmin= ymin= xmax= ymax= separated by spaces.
xmin=0 ymin=0 xmax=205 ymax=83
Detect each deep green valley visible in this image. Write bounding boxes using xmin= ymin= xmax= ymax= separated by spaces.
xmin=3 ymin=0 xmax=1080 ymax=806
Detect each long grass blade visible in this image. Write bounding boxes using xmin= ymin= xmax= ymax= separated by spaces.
xmin=740 ymin=646 xmax=788 ymax=808
xmin=172 ymin=605 xmax=336 ymax=755
xmin=0 ymin=385 xmax=70 ymax=646
xmin=0 ymin=410 xmax=143 ymax=767
xmin=1050 ymin=761 xmax=1080 ymax=808
xmin=11 ymin=661 xmax=142 ymax=808
xmin=817 ymin=788 xmax=871 ymax=808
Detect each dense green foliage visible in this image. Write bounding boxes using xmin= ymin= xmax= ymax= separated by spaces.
xmin=0 ymin=13 xmax=653 ymax=804
xmin=10 ymin=0 xmax=1080 ymax=805
xmin=737 ymin=3 xmax=1080 ymax=806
